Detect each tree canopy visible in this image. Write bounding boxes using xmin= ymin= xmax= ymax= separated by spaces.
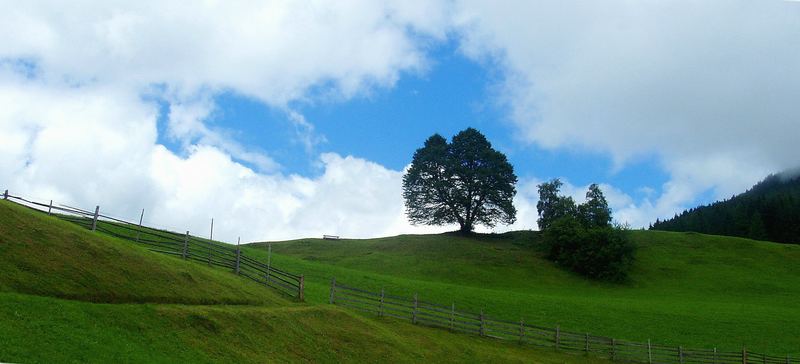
xmin=578 ymin=184 xmax=612 ymax=229
xmin=402 ymin=128 xmax=517 ymax=233
xmin=536 ymin=179 xmax=577 ymax=231
xmin=537 ymin=179 xmax=634 ymax=281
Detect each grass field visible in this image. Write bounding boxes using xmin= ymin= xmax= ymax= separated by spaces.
xmin=2 ymin=292 xmax=614 ymax=363
xmin=244 ymin=230 xmax=800 ymax=356
xmin=0 ymin=200 xmax=611 ymax=363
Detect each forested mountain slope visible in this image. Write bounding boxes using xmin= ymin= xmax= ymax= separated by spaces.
xmin=651 ymin=171 xmax=800 ymax=243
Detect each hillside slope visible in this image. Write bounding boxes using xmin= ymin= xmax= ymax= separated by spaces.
xmin=651 ymin=171 xmax=800 ymax=243
xmin=2 ymin=292 xmax=608 ymax=364
xmin=247 ymin=231 xmax=800 ymax=355
xmin=0 ymin=200 xmax=289 ymax=305
xmin=0 ymin=199 xmax=609 ymax=363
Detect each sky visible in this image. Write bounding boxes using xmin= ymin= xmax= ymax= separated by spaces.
xmin=1 ymin=1 xmax=799 ymax=243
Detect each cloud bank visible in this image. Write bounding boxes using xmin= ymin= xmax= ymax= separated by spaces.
xmin=454 ymin=0 xmax=800 ymax=224
xmin=0 ymin=1 xmax=454 ymax=242
xmin=2 ymin=1 xmax=799 ymax=240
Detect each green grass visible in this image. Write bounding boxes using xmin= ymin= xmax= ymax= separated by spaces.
xmin=244 ymin=231 xmax=800 ymax=356
xmin=0 ymin=292 xmax=612 ymax=364
xmin=0 ymin=201 xmax=289 ymax=305
xmin=0 ymin=200 xmax=612 ymax=363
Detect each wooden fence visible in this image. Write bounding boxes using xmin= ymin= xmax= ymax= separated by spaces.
xmin=3 ymin=190 xmax=304 ymax=300
xmin=329 ymin=279 xmax=794 ymax=364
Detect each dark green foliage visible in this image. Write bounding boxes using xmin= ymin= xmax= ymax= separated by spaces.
xmin=542 ymin=215 xmax=585 ymax=259
xmin=537 ymin=182 xmax=634 ymax=281
xmin=543 ymin=216 xmax=635 ymax=281
xmin=651 ymin=171 xmax=800 ymax=243
xmin=403 ymin=128 xmax=517 ymax=233
xmin=578 ymin=184 xmax=612 ymax=229
xmin=401 ymin=134 xmax=453 ymax=227
xmin=536 ymin=179 xmax=577 ymax=230
xmin=537 ymin=180 xmax=612 ymax=229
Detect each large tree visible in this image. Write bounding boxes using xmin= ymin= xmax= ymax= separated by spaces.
xmin=402 ymin=128 xmax=517 ymax=233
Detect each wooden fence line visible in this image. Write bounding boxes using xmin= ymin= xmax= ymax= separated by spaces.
xmin=2 ymin=192 xmax=304 ymax=300
xmin=329 ymin=279 xmax=794 ymax=364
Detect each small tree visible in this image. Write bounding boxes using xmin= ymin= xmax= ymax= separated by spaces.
xmin=578 ymin=183 xmax=612 ymax=228
xmin=536 ymin=179 xmax=577 ymax=230
xmin=403 ymin=128 xmax=517 ymax=233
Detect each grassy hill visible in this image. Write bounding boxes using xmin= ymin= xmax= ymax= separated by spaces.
xmin=245 ymin=230 xmax=800 ymax=356
xmin=0 ymin=201 xmax=289 ymax=305
xmin=0 ymin=200 xmax=610 ymax=363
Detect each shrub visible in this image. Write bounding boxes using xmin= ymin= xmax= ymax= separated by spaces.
xmin=544 ymin=216 xmax=635 ymax=282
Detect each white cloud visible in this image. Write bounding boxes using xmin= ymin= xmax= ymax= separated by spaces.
xmin=286 ymin=110 xmax=326 ymax=154
xmin=145 ymin=145 xmax=434 ymax=241
xmin=0 ymin=81 xmax=164 ymax=221
xmin=165 ymin=96 xmax=280 ymax=172
xmin=4 ymin=0 xmax=798 ymax=240
xmin=0 ymin=1 xmax=450 ymax=104
xmin=0 ymin=1 xmax=457 ymax=241
xmin=0 ymin=0 xmax=453 ymax=164
xmin=454 ymin=0 xmax=800 ymax=223
xmin=0 ymin=70 xmax=453 ymax=242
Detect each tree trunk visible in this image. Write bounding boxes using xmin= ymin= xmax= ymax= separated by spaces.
xmin=459 ymin=221 xmax=473 ymax=234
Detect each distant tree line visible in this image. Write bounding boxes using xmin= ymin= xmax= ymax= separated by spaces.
xmin=650 ymin=172 xmax=800 ymax=244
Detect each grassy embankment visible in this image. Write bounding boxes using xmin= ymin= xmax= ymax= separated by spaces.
xmin=0 ymin=200 xmax=609 ymax=363
xmin=244 ymin=230 xmax=800 ymax=356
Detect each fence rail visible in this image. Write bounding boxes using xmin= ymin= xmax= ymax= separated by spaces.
xmin=329 ymin=278 xmax=794 ymax=364
xmin=2 ymin=190 xmax=304 ymax=300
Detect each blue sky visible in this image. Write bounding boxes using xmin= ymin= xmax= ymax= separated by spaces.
xmin=2 ymin=1 xmax=798 ymax=241
xmin=164 ymin=40 xmax=672 ymax=200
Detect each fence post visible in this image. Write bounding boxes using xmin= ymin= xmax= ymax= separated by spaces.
xmin=714 ymin=347 xmax=717 ymax=364
xmin=379 ymin=288 xmax=385 ymax=317
xmin=787 ymin=354 xmax=790 ymax=364
xmin=648 ymin=339 xmax=652 ymax=364
xmin=48 ymin=200 xmax=53 ymax=215
xmin=234 ymin=237 xmax=241 ymax=274
xmin=91 ymin=205 xmax=100 ymax=231
xmin=450 ymin=303 xmax=455 ymax=331
xmin=519 ymin=319 xmax=525 ymax=344
xmin=135 ymin=209 xmax=144 ymax=243
xmin=743 ymin=346 xmax=747 ymax=364
xmin=479 ymin=309 xmax=485 ymax=337
xmin=586 ymin=333 xmax=590 ymax=353
xmin=298 ymin=274 xmax=304 ymax=302
xmin=182 ymin=231 xmax=189 ymax=259
xmin=208 ymin=219 xmax=214 ymax=266
xmin=679 ymin=346 xmax=684 ymax=364
xmin=3 ymin=189 xmax=7 ymax=200
xmin=555 ymin=325 xmax=560 ymax=350
xmin=612 ymin=338 xmax=616 ymax=361
xmin=412 ymin=293 xmax=418 ymax=324
xmin=266 ymin=243 xmax=272 ymax=282
xmin=329 ymin=277 xmax=336 ymax=304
